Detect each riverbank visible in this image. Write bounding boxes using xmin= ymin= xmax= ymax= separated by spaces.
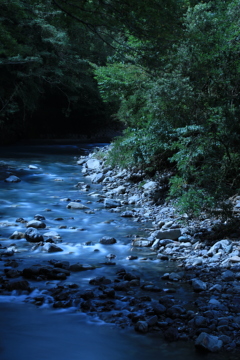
xmin=76 ymin=145 xmax=240 ymax=353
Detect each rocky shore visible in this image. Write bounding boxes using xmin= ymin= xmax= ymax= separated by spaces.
xmin=76 ymin=145 xmax=240 ymax=353
xmin=1 ymin=144 xmax=240 ymax=355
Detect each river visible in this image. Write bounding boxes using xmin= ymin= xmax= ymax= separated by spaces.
xmin=0 ymin=143 xmax=233 ymax=360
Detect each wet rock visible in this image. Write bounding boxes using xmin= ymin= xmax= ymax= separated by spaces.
xmin=9 ymin=231 xmax=25 ymax=239
xmin=121 ymin=211 xmax=134 ymax=217
xmin=207 ymin=240 xmax=233 ymax=257
xmin=34 ymin=214 xmax=46 ymax=221
xmin=7 ymin=280 xmax=30 ymax=291
xmin=191 ymin=279 xmax=207 ymax=292
xmin=104 ymin=199 xmax=121 ymax=208
xmin=28 ymin=165 xmax=38 ymax=170
xmin=4 ymin=269 xmax=21 ymax=278
xmin=26 ymin=220 xmax=46 ymax=229
xmin=132 ymin=238 xmax=153 ymax=247
xmin=222 ymin=270 xmax=235 ymax=281
xmin=25 ymin=227 xmax=44 ymax=242
xmin=141 ymin=284 xmax=162 ymax=292
xmin=100 ymin=236 xmax=117 ymax=245
xmin=69 ymin=263 xmax=95 ymax=271
xmin=135 ymin=321 xmax=149 ymax=333
xmin=66 ymin=202 xmax=89 ymax=210
xmin=152 ymin=303 xmax=166 ymax=315
xmin=5 ymin=175 xmax=21 ymax=183
xmin=195 ymin=332 xmax=223 ymax=352
xmin=42 ymin=243 xmax=63 ymax=253
xmin=155 ymin=229 xmax=181 ymax=240
xmin=127 ymin=255 xmax=138 ymax=260
xmin=90 ymin=173 xmax=105 ymax=183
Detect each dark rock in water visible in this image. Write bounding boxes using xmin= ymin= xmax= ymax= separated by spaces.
xmin=121 ymin=211 xmax=134 ymax=217
xmin=42 ymin=243 xmax=63 ymax=253
xmin=25 ymin=227 xmax=44 ymax=242
xmin=4 ymin=269 xmax=21 ymax=278
xmin=22 ymin=266 xmax=41 ymax=279
xmin=104 ymin=199 xmax=121 ymax=208
xmin=4 ymin=175 xmax=21 ymax=183
xmin=9 ymin=231 xmax=25 ymax=239
xmin=135 ymin=321 xmax=149 ymax=333
xmin=195 ymin=332 xmax=223 ymax=352
xmin=34 ymin=214 xmax=46 ymax=221
xmin=80 ymin=290 xmax=95 ymax=300
xmin=152 ymin=303 xmax=166 ymax=315
xmin=100 ymin=236 xmax=117 ymax=245
xmin=4 ymin=260 xmax=19 ymax=268
xmin=164 ymin=327 xmax=179 ymax=342
xmin=141 ymin=284 xmax=162 ymax=292
xmin=191 ymin=278 xmax=207 ymax=292
xmin=49 ymin=260 xmax=70 ymax=269
xmin=127 ymin=255 xmax=138 ymax=260
xmin=69 ymin=263 xmax=95 ymax=271
xmin=7 ymin=280 xmax=30 ymax=291
xmin=26 ymin=220 xmax=46 ymax=229
xmin=89 ymin=276 xmax=112 ymax=285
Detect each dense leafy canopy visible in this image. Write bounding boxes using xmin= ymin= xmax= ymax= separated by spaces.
xmin=1 ymin=0 xmax=240 ymax=216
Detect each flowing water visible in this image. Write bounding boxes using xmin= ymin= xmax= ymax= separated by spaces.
xmin=0 ymin=143 xmax=233 ymax=360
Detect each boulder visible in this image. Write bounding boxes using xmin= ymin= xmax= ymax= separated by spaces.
xmin=191 ymin=278 xmax=207 ymax=292
xmin=42 ymin=243 xmax=63 ymax=253
xmin=195 ymin=332 xmax=223 ymax=352
xmin=25 ymin=227 xmax=44 ymax=242
xmin=207 ymin=239 xmax=232 ymax=257
xmin=100 ymin=236 xmax=117 ymax=245
xmin=142 ymin=181 xmax=157 ymax=190
xmin=9 ymin=231 xmax=25 ymax=239
xmin=26 ymin=220 xmax=46 ymax=229
xmin=86 ymin=158 xmax=101 ymax=170
xmin=155 ymin=229 xmax=181 ymax=240
xmin=90 ymin=173 xmax=105 ymax=183
xmin=66 ymin=202 xmax=89 ymax=210
xmin=135 ymin=321 xmax=149 ymax=333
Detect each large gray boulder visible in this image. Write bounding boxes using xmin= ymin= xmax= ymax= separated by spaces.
xmin=195 ymin=332 xmax=223 ymax=352
xmin=25 ymin=227 xmax=44 ymax=242
xmin=86 ymin=158 xmax=101 ymax=170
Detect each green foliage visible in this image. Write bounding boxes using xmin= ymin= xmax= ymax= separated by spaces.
xmin=93 ymin=0 xmax=240 ymax=217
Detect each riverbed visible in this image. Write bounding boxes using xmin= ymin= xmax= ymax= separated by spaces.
xmin=0 ymin=143 xmax=235 ymax=360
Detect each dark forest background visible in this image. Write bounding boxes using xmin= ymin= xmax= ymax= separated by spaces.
xmin=1 ymin=0 xmax=240 ymax=216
